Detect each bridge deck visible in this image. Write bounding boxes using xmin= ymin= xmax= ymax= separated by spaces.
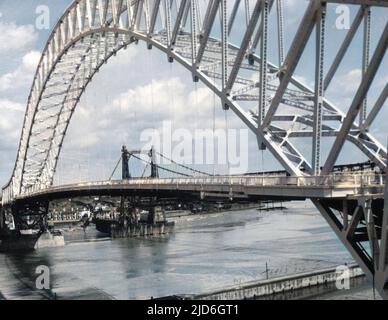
xmin=10 ymin=173 xmax=385 ymax=204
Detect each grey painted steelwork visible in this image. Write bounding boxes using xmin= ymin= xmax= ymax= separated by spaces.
xmin=313 ymin=198 xmax=388 ymax=299
xmin=0 ymin=0 xmax=387 ymax=298
xmin=14 ymin=172 xmax=386 ymax=202
xmin=2 ymin=0 xmax=387 ymax=203
xmin=312 ymin=3 xmax=326 ymax=175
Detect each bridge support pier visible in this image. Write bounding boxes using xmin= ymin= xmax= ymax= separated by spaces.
xmin=313 ymin=198 xmax=388 ymax=299
xmin=0 ymin=200 xmax=49 ymax=235
xmin=11 ymin=200 xmax=49 ymax=234
xmin=107 ymin=196 xmax=174 ymax=239
xmin=0 ymin=200 xmax=50 ymax=251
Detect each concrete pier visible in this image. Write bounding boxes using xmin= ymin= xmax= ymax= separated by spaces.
xmin=34 ymin=231 xmax=65 ymax=249
xmin=111 ymin=221 xmax=175 ymax=238
xmin=0 ymin=231 xmax=65 ymax=252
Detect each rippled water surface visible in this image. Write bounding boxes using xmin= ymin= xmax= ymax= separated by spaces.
xmin=0 ymin=201 xmax=354 ymax=300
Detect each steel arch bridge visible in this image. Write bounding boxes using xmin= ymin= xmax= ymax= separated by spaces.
xmin=1 ymin=0 xmax=387 ymax=201
xmin=1 ymin=0 xmax=388 ymax=297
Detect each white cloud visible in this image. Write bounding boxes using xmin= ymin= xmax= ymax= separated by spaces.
xmin=334 ymin=69 xmax=362 ymax=95
xmin=376 ymin=74 xmax=388 ymax=89
xmin=22 ymin=51 xmax=41 ymax=70
xmin=0 ymin=99 xmax=24 ymax=139
xmin=0 ymin=22 xmax=38 ymax=53
xmin=0 ymin=99 xmax=24 ymax=113
xmin=56 ymin=75 xmax=251 ymax=182
xmin=294 ymin=75 xmax=314 ymax=89
xmin=284 ymin=0 xmax=301 ymax=10
xmin=107 ymin=78 xmax=228 ymax=131
xmin=326 ymin=68 xmax=362 ymax=109
xmin=0 ymin=98 xmax=25 ymax=185
xmin=61 ymin=76 xmax=241 ymax=158
xmin=111 ymin=77 xmax=186 ymax=117
xmin=0 ymin=50 xmax=40 ymax=92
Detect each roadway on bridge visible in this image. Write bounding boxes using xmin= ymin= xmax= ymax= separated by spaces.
xmin=13 ymin=174 xmax=384 ymax=204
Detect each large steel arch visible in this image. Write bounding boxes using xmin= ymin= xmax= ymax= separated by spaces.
xmin=1 ymin=0 xmax=388 ymax=300
xmin=2 ymin=0 xmax=388 ymax=204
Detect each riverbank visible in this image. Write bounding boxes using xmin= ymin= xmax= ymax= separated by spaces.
xmin=184 ymin=265 xmax=365 ymax=300
xmin=0 ymin=202 xmax=357 ymax=300
xmin=165 ymin=202 xmax=283 ymax=220
xmin=311 ymin=279 xmax=382 ymax=300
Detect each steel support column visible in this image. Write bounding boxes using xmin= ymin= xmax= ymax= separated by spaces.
xmin=312 ymin=3 xmax=326 ymax=175
xmin=276 ymin=0 xmax=284 ymax=66
xmin=164 ymin=0 xmax=173 ymax=46
xmin=251 ymin=0 xmax=274 ymax=52
xmin=258 ymin=0 xmax=269 ymax=130
xmin=221 ymin=0 xmax=228 ymax=107
xmin=190 ymin=0 xmax=198 ymax=73
xmin=360 ymin=6 xmax=371 ymax=124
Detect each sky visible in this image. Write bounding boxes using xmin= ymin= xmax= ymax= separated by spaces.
xmin=0 ymin=0 xmax=387 ymax=186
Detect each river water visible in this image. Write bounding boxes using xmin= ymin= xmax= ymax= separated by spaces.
xmin=0 ymin=201 xmax=355 ymax=300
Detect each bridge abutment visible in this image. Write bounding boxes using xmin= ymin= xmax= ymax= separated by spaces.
xmin=0 ymin=200 xmax=51 ymax=252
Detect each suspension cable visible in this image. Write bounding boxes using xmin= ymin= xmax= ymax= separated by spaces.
xmin=156 ymin=151 xmax=213 ymax=176
xmin=109 ymin=156 xmax=122 ymax=180
xmin=129 ymin=152 xmax=192 ymax=177
xmin=141 ymin=162 xmax=149 ymax=178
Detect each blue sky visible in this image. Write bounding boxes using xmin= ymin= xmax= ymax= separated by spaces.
xmin=0 ymin=0 xmax=387 ymax=185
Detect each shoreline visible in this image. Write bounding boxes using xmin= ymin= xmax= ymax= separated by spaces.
xmin=1 ymin=203 xmax=361 ymax=300
xmin=178 ymin=265 xmax=366 ymax=301
xmin=166 ymin=202 xmax=285 ymax=220
xmin=188 ymin=265 xmax=365 ymax=300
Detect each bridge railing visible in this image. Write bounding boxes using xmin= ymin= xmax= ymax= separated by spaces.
xmin=14 ymin=172 xmax=385 ymax=201
xmin=73 ymin=173 xmax=385 ymax=189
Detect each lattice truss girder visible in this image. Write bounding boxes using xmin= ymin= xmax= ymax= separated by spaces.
xmin=314 ymin=197 xmax=388 ymax=299
xmin=2 ymin=0 xmax=388 ymax=201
